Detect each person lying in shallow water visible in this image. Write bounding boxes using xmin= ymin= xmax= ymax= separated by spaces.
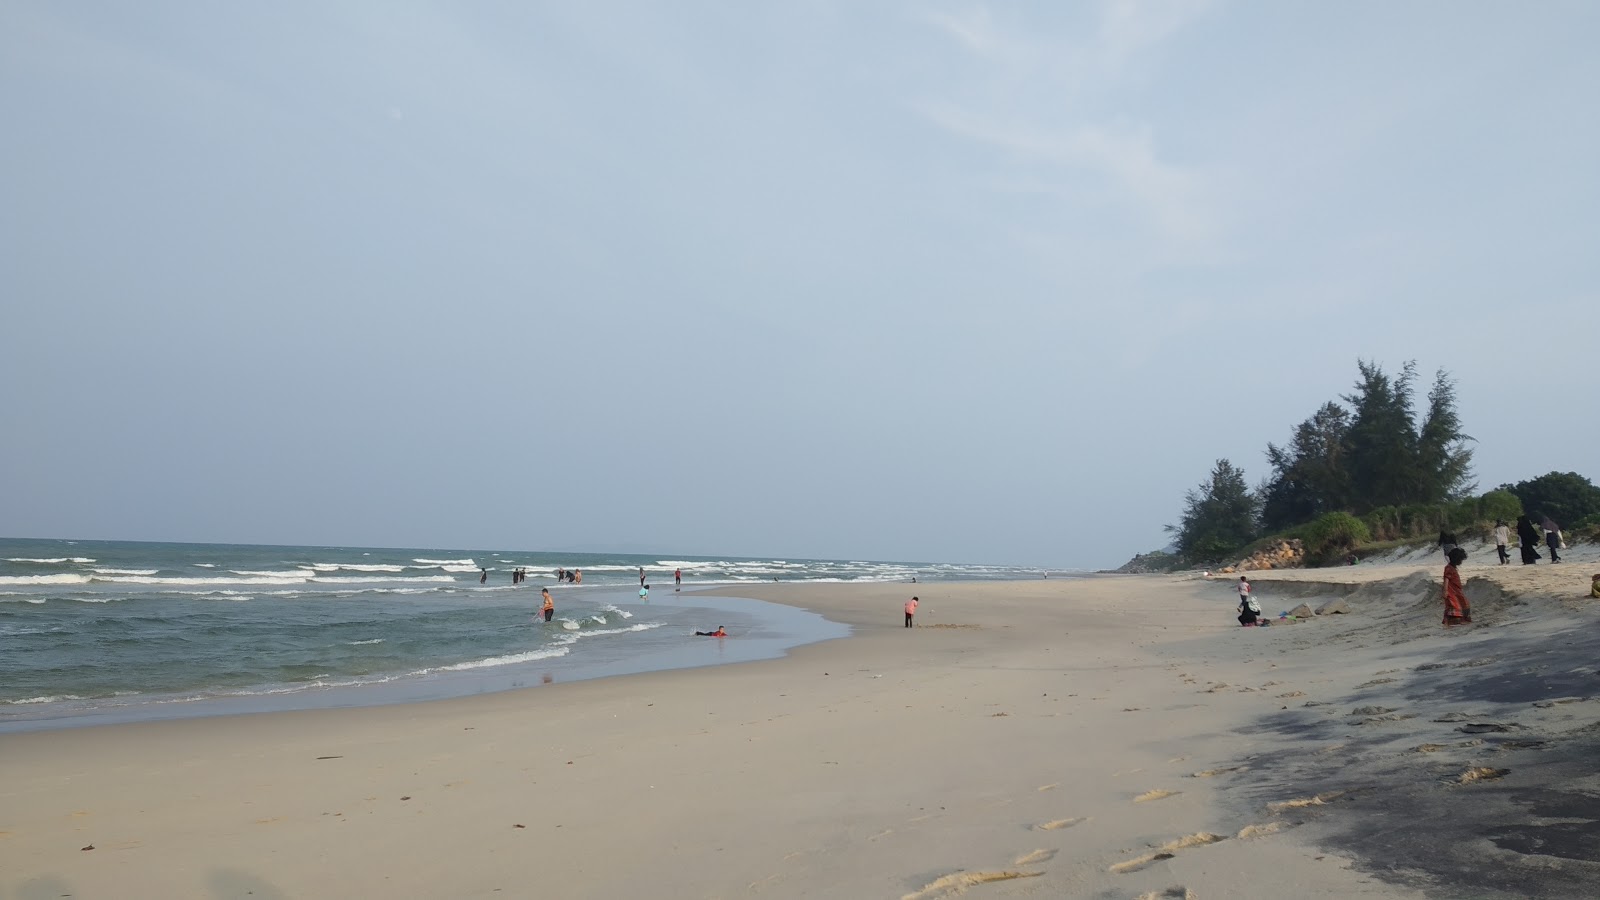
xmin=694 ymin=626 xmax=727 ymax=637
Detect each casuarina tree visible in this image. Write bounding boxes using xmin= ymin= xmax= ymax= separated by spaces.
xmin=1169 ymin=459 xmax=1259 ymax=563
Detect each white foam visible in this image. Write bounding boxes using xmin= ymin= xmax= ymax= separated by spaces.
xmin=0 ymin=573 xmax=91 ymax=585
xmin=600 ymin=604 xmax=634 ymax=619
xmin=427 ymin=646 xmax=570 ymax=672
xmin=314 ymin=575 xmax=456 ymax=584
xmin=588 ymin=615 xmax=608 ymax=625
xmin=571 ymin=623 xmax=665 ymax=640
xmin=440 ymin=565 xmax=481 ymax=574
xmin=414 ymin=558 xmax=476 ymax=566
xmin=194 ymin=563 xmax=217 ymax=568
xmin=559 ymin=618 xmax=581 ymax=630
xmin=5 ymin=557 xmax=95 ymax=564
xmin=346 ymin=638 xmax=386 ymax=645
xmin=308 ymin=563 xmax=406 ymax=573
xmin=5 ymin=694 xmax=88 ymax=705
xmin=92 ymin=567 xmax=159 ymax=576
xmin=230 ymin=569 xmax=317 ymax=578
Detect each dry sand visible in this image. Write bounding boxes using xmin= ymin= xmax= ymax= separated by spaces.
xmin=3 ymin=548 xmax=1597 ymax=899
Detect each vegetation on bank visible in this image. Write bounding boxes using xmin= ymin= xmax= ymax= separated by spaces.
xmin=1156 ymin=360 xmax=1600 ymax=569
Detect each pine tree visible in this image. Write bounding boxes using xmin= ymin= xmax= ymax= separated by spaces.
xmin=1168 ymin=459 xmax=1259 ymax=563
xmin=1260 ymin=402 xmax=1351 ymax=531
xmin=1342 ymin=359 xmax=1420 ymax=511
xmin=1415 ymin=369 xmax=1475 ymax=502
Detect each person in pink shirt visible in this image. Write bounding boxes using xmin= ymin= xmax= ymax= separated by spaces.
xmin=904 ymin=596 xmax=919 ymax=628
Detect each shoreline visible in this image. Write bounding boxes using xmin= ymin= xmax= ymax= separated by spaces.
xmin=4 ymin=568 xmax=1597 ymax=897
xmin=0 ymin=588 xmax=852 ymax=734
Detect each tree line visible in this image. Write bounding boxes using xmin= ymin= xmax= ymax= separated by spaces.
xmin=1168 ymin=360 xmax=1600 ymax=565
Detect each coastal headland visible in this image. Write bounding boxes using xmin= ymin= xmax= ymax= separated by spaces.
xmin=4 ymin=551 xmax=1598 ymax=899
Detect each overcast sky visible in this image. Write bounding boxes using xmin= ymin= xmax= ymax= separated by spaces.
xmin=3 ymin=2 xmax=1596 ymax=568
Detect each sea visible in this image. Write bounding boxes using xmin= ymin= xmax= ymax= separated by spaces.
xmin=0 ymin=538 xmax=1048 ymax=731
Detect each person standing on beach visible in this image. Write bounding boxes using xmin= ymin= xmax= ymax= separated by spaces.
xmin=574 ymin=569 xmax=582 ymax=584
xmin=1542 ymin=515 xmax=1563 ymax=563
xmin=1517 ymin=516 xmax=1542 ymax=564
xmin=904 ymin=596 xmax=918 ymax=628
xmin=1493 ymin=520 xmax=1511 ymax=566
xmin=1238 ymin=576 xmax=1251 ymax=608
xmin=480 ymin=568 xmax=488 ymax=584
xmin=541 ymin=588 xmax=555 ymax=623
xmin=1442 ymin=547 xmax=1471 ymax=626
xmin=675 ymin=568 xmax=681 ymax=590
xmin=639 ymin=566 xmax=646 ymax=586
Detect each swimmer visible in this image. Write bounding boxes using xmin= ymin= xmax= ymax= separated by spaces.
xmin=694 ymin=626 xmax=727 ymax=637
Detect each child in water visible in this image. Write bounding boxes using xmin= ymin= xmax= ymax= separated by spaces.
xmin=694 ymin=626 xmax=727 ymax=637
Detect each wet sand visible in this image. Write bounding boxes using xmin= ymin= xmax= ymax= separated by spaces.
xmin=2 ymin=551 xmax=1596 ymax=899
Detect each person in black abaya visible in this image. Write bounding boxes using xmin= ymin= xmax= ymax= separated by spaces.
xmin=1516 ymin=515 xmax=1542 ymax=565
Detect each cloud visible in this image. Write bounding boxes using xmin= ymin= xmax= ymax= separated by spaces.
xmin=1097 ymin=0 xmax=1215 ymax=68
xmin=916 ymin=2 xmax=1220 ymax=247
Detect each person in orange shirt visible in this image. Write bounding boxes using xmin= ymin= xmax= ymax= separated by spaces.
xmin=904 ymin=596 xmax=919 ymax=628
xmin=1442 ymin=547 xmax=1471 ymax=626
xmin=541 ymin=588 xmax=555 ymax=623
xmin=694 ymin=626 xmax=727 ymax=637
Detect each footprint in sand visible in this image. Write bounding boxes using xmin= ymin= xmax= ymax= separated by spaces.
xmin=1413 ymin=739 xmax=1483 ymax=753
xmin=1110 ymin=834 xmax=1225 ymax=874
xmin=1134 ymin=789 xmax=1180 ymax=803
xmin=1034 ymin=817 xmax=1087 ymax=831
xmin=1014 ymin=848 xmax=1057 ymax=865
xmin=1267 ymin=791 xmax=1347 ymax=813
xmin=901 ymin=870 xmax=1043 ymax=900
xmin=1136 ymin=889 xmax=1195 ymax=900
xmin=1109 ymin=852 xmax=1174 ymax=874
xmin=1190 ymin=766 xmax=1248 ymax=778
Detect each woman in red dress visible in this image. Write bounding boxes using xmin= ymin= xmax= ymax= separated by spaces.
xmin=1442 ymin=547 xmax=1471 ymax=626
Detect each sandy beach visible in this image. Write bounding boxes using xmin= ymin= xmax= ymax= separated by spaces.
xmin=4 ymin=549 xmax=1598 ymax=899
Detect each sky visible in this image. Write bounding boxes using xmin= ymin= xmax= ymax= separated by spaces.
xmin=2 ymin=1 xmax=1596 ymax=568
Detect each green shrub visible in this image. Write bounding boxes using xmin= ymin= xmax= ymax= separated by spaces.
xmin=1364 ymin=506 xmax=1400 ymax=542
xmin=1479 ymin=489 xmax=1523 ymax=524
xmin=1445 ymin=497 xmax=1481 ymax=530
xmin=1302 ymin=511 xmax=1373 ymax=560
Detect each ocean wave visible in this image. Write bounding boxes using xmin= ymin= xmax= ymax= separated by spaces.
xmin=5 ymin=557 xmax=96 ymax=564
xmin=230 ymin=569 xmax=317 ymax=578
xmin=314 ymin=575 xmax=456 ymax=584
xmin=440 ymin=565 xmax=481 ymax=574
xmin=426 ymin=646 xmax=570 ymax=672
xmin=4 ymin=694 xmax=88 ymax=705
xmin=0 ymin=573 xmax=91 ymax=585
xmin=308 ymin=563 xmax=406 ymax=573
xmin=414 ymin=558 xmax=476 ymax=566
xmin=346 ymin=638 xmax=386 ymax=645
xmin=96 ymin=575 xmax=310 ymax=586
xmin=194 ymin=563 xmax=217 ymax=568
xmin=600 ymin=604 xmax=634 ymax=619
xmin=92 ymin=567 xmax=159 ymax=576
xmin=572 ymin=623 xmax=665 ymax=640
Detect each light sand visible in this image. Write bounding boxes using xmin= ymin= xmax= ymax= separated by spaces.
xmin=4 ymin=555 xmax=1597 ymax=899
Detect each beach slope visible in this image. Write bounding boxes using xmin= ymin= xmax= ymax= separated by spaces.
xmin=5 ymin=561 xmax=1595 ymax=898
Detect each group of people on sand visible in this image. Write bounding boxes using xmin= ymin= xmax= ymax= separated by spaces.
xmin=1485 ymin=515 xmax=1566 ymax=565
xmin=1238 ymin=517 xmax=1576 ymax=633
